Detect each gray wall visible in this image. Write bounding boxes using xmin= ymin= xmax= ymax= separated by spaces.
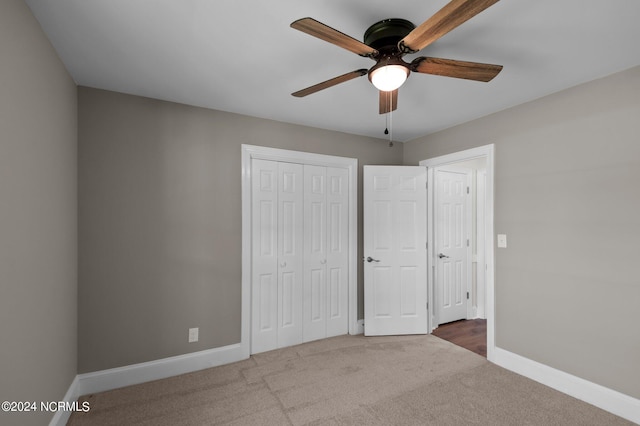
xmin=0 ymin=1 xmax=78 ymax=425
xmin=404 ymin=66 xmax=640 ymax=399
xmin=78 ymin=87 xmax=402 ymax=373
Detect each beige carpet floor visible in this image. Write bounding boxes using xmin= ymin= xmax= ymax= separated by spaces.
xmin=68 ymin=334 xmax=633 ymax=425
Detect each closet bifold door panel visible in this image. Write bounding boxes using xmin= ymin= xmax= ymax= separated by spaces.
xmin=251 ymin=159 xmax=303 ymax=353
xmin=303 ymin=165 xmax=349 ymax=342
xmin=251 ymin=158 xmax=348 ymax=354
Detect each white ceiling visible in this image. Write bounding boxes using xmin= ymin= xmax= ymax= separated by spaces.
xmin=25 ymin=0 xmax=640 ymax=142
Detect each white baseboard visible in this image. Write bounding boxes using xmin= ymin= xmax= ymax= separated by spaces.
xmin=50 ymin=343 xmax=246 ymax=426
xmin=49 ymin=376 xmax=80 ymax=426
xmin=77 ymin=343 xmax=245 ymax=396
xmin=493 ymin=347 xmax=640 ymax=425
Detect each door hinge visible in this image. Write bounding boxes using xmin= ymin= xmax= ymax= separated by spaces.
xmin=426 ymin=302 xmax=429 ymax=310
xmin=467 ymin=239 xmax=470 ymax=247
xmin=467 ymin=186 xmax=470 ymax=194
xmin=467 ymin=292 xmax=470 ymax=300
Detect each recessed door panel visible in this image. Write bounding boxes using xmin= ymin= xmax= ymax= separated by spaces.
xmin=310 ymin=268 xmax=324 ymax=322
xmin=373 ymin=201 xmax=392 ymax=251
xmin=259 ymin=201 xmax=274 ymax=256
xmin=259 ymin=273 xmax=276 ymax=331
xmin=311 ymin=201 xmax=324 ymax=254
xmin=398 ymin=200 xmax=418 ymax=251
xmin=281 ymin=201 xmax=296 ymax=255
xmin=400 ymin=266 xmax=418 ymax=317
xmin=329 ymin=267 xmax=341 ymax=319
xmin=329 ymin=203 xmax=342 ymax=252
xmin=281 ymin=271 xmax=295 ymax=327
xmin=373 ymin=266 xmax=392 ymax=318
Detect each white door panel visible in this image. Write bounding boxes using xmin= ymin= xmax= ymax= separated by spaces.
xmin=303 ymin=165 xmax=349 ymax=342
xmin=251 ymin=159 xmax=279 ymax=353
xmin=277 ymin=162 xmax=304 ymax=348
xmin=303 ymin=165 xmax=327 ymax=342
xmin=364 ymin=166 xmax=427 ymax=336
xmin=435 ymin=167 xmax=471 ymax=324
xmin=325 ymin=167 xmax=349 ymax=337
xmin=251 ymin=160 xmax=304 ymax=352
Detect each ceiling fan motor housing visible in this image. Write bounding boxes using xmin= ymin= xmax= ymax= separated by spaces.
xmin=363 ymin=18 xmax=416 ymax=52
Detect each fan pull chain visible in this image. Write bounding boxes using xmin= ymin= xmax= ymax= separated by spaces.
xmin=388 ymin=108 xmax=393 ymax=147
xmin=384 ymin=112 xmax=389 ymax=135
xmin=388 ymin=93 xmax=393 ymax=147
xmin=383 ymin=93 xmax=393 ymax=147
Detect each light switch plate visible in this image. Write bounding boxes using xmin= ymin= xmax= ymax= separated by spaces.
xmin=497 ymin=234 xmax=507 ymax=248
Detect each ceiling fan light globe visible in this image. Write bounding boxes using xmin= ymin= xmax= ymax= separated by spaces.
xmin=371 ymin=65 xmax=408 ymax=92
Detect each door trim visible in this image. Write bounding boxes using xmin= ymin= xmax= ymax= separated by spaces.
xmin=420 ymin=144 xmax=496 ymax=361
xmin=241 ymin=145 xmax=358 ymax=357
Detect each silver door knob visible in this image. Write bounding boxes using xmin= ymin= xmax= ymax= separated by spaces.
xmin=320 ymin=259 xmax=326 ymax=264
xmin=438 ymin=253 xmax=449 ymax=259
xmin=280 ymin=261 xmax=287 ymax=267
xmin=366 ymin=256 xmax=380 ymax=263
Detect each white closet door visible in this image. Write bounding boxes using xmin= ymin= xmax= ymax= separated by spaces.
xmin=325 ymin=167 xmax=349 ymax=337
xmin=251 ymin=159 xmax=279 ymax=353
xmin=303 ymin=165 xmax=327 ymax=342
xmin=276 ymin=162 xmax=304 ymax=348
xmin=251 ymin=159 xmax=303 ymax=353
xmin=303 ymin=165 xmax=349 ymax=342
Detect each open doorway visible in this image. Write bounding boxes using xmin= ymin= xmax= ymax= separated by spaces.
xmin=436 ymin=157 xmax=486 ymax=324
xmin=420 ymin=145 xmax=495 ymax=360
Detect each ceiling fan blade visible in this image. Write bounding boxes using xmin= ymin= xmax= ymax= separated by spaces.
xmin=291 ymin=18 xmax=378 ymax=57
xmin=411 ymin=57 xmax=502 ymax=82
xmin=292 ymin=69 xmax=368 ymax=97
xmin=379 ymin=89 xmax=398 ymax=114
xmin=399 ymin=0 xmax=500 ymax=53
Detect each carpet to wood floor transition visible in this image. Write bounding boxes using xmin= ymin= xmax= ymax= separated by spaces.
xmin=67 ymin=334 xmax=633 ymax=426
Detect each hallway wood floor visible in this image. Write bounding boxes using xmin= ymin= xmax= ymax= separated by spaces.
xmin=432 ymin=319 xmax=487 ymax=357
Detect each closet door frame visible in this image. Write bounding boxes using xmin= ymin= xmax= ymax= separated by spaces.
xmin=241 ymin=145 xmax=358 ymax=356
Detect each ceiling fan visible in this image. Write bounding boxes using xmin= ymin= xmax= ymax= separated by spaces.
xmin=291 ymin=0 xmax=503 ymax=114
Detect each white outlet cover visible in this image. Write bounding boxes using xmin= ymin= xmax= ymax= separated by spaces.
xmin=188 ymin=327 xmax=199 ymax=343
xmin=497 ymin=234 xmax=507 ymax=248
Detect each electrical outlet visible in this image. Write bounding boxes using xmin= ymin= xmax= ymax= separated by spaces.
xmin=188 ymin=327 xmax=199 ymax=343
xmin=497 ymin=234 xmax=507 ymax=248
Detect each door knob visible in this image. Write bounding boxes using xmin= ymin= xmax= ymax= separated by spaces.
xmin=366 ymin=256 xmax=380 ymax=263
xmin=320 ymin=259 xmax=326 ymax=265
xmin=438 ymin=253 xmax=449 ymax=259
xmin=280 ymin=261 xmax=287 ymax=267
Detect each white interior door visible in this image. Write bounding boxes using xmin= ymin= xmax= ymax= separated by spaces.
xmin=435 ymin=166 xmax=471 ymax=325
xmin=363 ymin=166 xmax=427 ymax=336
